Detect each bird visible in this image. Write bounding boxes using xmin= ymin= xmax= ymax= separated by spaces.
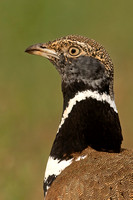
xmin=25 ymin=35 xmax=133 ymax=200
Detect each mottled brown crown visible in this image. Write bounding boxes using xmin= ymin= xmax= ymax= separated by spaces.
xmin=45 ymin=35 xmax=114 ymax=98
xmin=25 ymin=35 xmax=115 ymax=98
xmin=47 ymin=35 xmax=114 ymax=75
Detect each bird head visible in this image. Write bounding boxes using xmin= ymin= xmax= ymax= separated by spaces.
xmin=25 ymin=35 xmax=114 ymax=99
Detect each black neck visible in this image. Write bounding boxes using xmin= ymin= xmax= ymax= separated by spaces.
xmin=62 ymin=81 xmax=110 ymax=111
xmin=50 ymin=91 xmax=123 ymax=160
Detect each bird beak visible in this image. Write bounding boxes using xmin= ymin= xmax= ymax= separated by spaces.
xmin=25 ymin=43 xmax=59 ymax=59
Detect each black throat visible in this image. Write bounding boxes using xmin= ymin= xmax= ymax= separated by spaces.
xmin=50 ymin=84 xmax=123 ymax=161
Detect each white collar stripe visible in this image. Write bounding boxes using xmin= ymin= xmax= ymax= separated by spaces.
xmin=58 ymin=90 xmax=117 ymax=131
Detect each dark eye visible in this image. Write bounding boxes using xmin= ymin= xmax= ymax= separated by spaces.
xmin=68 ymin=47 xmax=80 ymax=56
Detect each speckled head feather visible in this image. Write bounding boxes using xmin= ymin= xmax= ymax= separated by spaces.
xmin=46 ymin=35 xmax=114 ymax=72
xmin=25 ymin=35 xmax=114 ymax=98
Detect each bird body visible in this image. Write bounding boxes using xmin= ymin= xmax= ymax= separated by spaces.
xmin=25 ymin=35 xmax=133 ymax=200
xmin=45 ymin=148 xmax=133 ymax=200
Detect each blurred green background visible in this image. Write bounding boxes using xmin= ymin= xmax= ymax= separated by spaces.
xmin=0 ymin=0 xmax=133 ymax=199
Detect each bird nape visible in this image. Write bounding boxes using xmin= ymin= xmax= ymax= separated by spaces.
xmin=25 ymin=35 xmax=133 ymax=200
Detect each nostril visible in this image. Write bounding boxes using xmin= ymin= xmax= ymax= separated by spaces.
xmin=40 ymin=45 xmax=46 ymax=49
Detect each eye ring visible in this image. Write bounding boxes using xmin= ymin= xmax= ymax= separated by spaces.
xmin=68 ymin=46 xmax=80 ymax=56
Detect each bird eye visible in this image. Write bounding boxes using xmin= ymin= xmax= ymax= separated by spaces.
xmin=68 ymin=47 xmax=80 ymax=56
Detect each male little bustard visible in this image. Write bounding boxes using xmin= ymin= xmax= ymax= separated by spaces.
xmin=25 ymin=35 xmax=133 ymax=200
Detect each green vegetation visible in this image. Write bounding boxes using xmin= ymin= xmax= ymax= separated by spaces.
xmin=0 ymin=0 xmax=133 ymax=199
